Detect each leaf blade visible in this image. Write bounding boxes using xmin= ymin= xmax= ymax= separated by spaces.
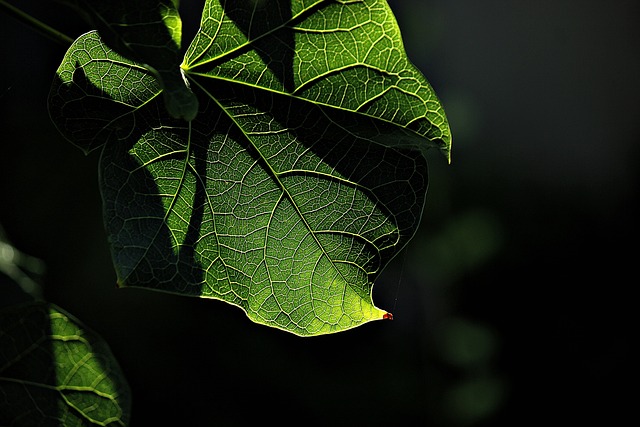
xmin=48 ymin=30 xmax=162 ymax=154
xmin=60 ymin=0 xmax=198 ymax=120
xmin=48 ymin=0 xmax=449 ymax=336
xmin=0 ymin=302 xmax=131 ymax=426
xmin=183 ymin=0 xmax=451 ymax=159
xmin=97 ymin=76 xmax=426 ymax=335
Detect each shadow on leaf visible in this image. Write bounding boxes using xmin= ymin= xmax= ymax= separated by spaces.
xmin=0 ymin=302 xmax=131 ymax=425
xmin=50 ymin=68 xmax=206 ymax=295
xmin=221 ymin=0 xmax=295 ymax=92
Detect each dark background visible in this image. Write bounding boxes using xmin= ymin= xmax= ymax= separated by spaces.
xmin=1 ymin=1 xmax=637 ymax=425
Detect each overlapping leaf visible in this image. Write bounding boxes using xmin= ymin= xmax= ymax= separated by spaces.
xmin=0 ymin=302 xmax=131 ymax=426
xmin=59 ymin=0 xmax=198 ymax=120
xmin=49 ymin=0 xmax=451 ymax=336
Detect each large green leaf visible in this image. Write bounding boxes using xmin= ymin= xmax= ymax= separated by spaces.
xmin=48 ymin=0 xmax=451 ymax=336
xmin=0 ymin=302 xmax=131 ymax=426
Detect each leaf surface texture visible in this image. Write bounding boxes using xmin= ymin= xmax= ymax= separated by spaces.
xmin=48 ymin=0 xmax=451 ymax=336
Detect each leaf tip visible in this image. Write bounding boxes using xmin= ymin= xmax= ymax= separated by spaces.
xmin=442 ymin=147 xmax=452 ymax=164
xmin=383 ymin=312 xmax=393 ymax=320
xmin=438 ymin=134 xmax=452 ymax=164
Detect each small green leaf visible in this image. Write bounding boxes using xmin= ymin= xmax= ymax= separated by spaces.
xmin=48 ymin=0 xmax=451 ymax=336
xmin=60 ymin=0 xmax=198 ymax=120
xmin=0 ymin=302 xmax=131 ymax=426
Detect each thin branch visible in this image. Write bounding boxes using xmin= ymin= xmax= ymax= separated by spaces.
xmin=0 ymin=0 xmax=73 ymax=47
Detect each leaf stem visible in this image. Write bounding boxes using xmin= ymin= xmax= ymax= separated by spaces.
xmin=0 ymin=0 xmax=73 ymax=47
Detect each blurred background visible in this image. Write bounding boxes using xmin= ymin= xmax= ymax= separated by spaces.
xmin=1 ymin=0 xmax=637 ymax=425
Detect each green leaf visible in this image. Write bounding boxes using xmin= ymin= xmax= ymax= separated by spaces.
xmin=48 ymin=0 xmax=451 ymax=336
xmin=184 ymin=0 xmax=450 ymax=159
xmin=0 ymin=302 xmax=131 ymax=426
xmin=60 ymin=0 xmax=198 ymax=120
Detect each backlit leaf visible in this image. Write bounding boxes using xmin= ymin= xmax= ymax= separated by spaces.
xmin=0 ymin=302 xmax=131 ymax=426
xmin=48 ymin=0 xmax=451 ymax=336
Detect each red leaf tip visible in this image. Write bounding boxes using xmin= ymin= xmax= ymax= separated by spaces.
xmin=383 ymin=312 xmax=393 ymax=320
